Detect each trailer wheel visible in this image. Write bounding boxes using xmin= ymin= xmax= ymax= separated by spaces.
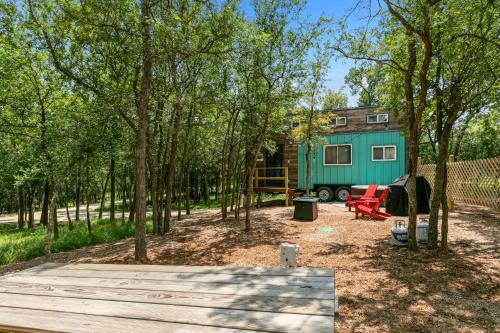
xmin=335 ymin=186 xmax=350 ymax=202
xmin=317 ymin=187 xmax=334 ymax=202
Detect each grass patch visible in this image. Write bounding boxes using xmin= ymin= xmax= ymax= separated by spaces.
xmin=0 ymin=219 xmax=152 ymax=266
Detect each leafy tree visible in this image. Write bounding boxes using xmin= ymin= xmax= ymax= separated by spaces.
xmin=452 ymin=109 xmax=500 ymax=161
xmin=420 ymin=0 xmax=499 ymax=251
xmin=344 ymin=63 xmax=383 ymax=107
xmin=292 ymin=49 xmax=335 ymax=195
xmin=335 ymin=0 xmax=438 ymax=251
xmin=322 ymin=88 xmax=348 ymax=110
xmin=238 ymin=0 xmax=317 ymax=231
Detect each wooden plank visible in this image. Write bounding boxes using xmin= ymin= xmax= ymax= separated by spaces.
xmin=0 ymin=274 xmax=334 ymax=300
xmin=254 ymin=188 xmax=291 ymax=193
xmin=253 ymin=176 xmax=286 ymax=180
xmin=13 ymin=267 xmax=333 ymax=288
xmin=0 ymin=281 xmax=335 ymax=315
xmin=0 ymin=306 xmax=262 ymax=333
xmin=0 ymin=293 xmax=333 ymax=333
xmin=23 ymin=263 xmax=334 ymax=277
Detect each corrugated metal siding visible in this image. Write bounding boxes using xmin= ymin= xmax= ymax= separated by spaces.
xmin=298 ymin=130 xmax=406 ymax=189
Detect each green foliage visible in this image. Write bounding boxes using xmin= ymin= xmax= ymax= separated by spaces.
xmin=0 ymin=218 xmax=153 ymax=265
xmin=322 ymin=88 xmax=348 ymax=110
xmin=454 ymin=109 xmax=500 ymax=161
xmin=344 ymin=63 xmax=383 ymax=107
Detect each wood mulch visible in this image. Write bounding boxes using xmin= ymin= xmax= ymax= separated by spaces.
xmin=1 ymin=203 xmax=499 ymax=333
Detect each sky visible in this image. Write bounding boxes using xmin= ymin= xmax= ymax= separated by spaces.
xmin=239 ymin=0 xmax=376 ymax=106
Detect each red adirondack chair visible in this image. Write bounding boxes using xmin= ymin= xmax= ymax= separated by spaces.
xmin=346 ymin=184 xmax=378 ymax=211
xmin=353 ymin=188 xmax=391 ymax=220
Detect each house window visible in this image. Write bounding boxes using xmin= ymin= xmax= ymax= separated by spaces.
xmin=372 ymin=145 xmax=397 ymax=161
xmin=329 ymin=117 xmax=347 ymax=126
xmin=291 ymin=121 xmax=301 ymax=128
xmin=324 ymin=144 xmax=352 ymax=165
xmin=367 ymin=113 xmax=389 ymax=124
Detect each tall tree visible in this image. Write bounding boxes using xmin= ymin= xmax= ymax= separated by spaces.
xmin=426 ymin=0 xmax=498 ymax=251
xmin=134 ymin=0 xmax=153 ymax=262
xmin=292 ymin=49 xmax=335 ymax=195
xmin=335 ymin=0 xmax=438 ymax=250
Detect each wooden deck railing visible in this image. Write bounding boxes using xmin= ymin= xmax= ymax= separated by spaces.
xmin=254 ymin=167 xmax=290 ymax=206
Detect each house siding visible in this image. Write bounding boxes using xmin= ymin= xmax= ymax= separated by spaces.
xmin=298 ymin=130 xmax=406 ymax=189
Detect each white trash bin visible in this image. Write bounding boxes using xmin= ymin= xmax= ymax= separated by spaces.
xmin=280 ymin=242 xmax=299 ymax=267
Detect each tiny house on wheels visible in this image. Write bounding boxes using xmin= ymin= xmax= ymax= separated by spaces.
xmin=255 ymin=106 xmax=406 ymax=202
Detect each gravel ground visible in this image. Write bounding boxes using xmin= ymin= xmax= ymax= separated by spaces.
xmin=1 ymin=203 xmax=498 ymax=332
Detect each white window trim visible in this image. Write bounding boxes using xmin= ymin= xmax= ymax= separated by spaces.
xmin=323 ymin=144 xmax=353 ymax=166
xmin=371 ymin=145 xmax=397 ymax=161
xmin=330 ymin=116 xmax=347 ymax=127
xmin=367 ymin=113 xmax=389 ymax=124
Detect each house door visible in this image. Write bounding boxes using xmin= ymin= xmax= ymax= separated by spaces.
xmin=265 ymin=145 xmax=284 ymax=187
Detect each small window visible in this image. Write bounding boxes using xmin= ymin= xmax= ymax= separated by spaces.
xmin=324 ymin=144 xmax=352 ymax=165
xmin=367 ymin=113 xmax=389 ymax=124
xmin=372 ymin=145 xmax=397 ymax=161
xmin=329 ymin=117 xmax=347 ymax=127
xmin=291 ymin=121 xmax=301 ymax=128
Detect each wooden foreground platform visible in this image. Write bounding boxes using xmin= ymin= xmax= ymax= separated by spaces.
xmin=0 ymin=263 xmax=335 ymax=333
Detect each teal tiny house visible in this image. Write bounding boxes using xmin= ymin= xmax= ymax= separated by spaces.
xmin=257 ymin=107 xmax=407 ymax=202
xmin=297 ymin=130 xmax=406 ymax=201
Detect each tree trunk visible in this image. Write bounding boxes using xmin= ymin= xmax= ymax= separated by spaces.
xmin=83 ymin=164 xmax=91 ymax=236
xmin=129 ymin=183 xmax=136 ymax=223
xmin=44 ymin=188 xmax=54 ymax=260
xmin=185 ymin=168 xmax=191 ymax=215
xmin=402 ymin=37 xmax=419 ymax=252
xmin=243 ymin=164 xmax=253 ymax=230
xmin=150 ymin=159 xmax=159 ymax=234
xmin=27 ymin=188 xmax=35 ymax=229
xmin=98 ymin=171 xmax=110 ymax=220
xmin=163 ymin=95 xmax=182 ymax=234
xmin=24 ymin=192 xmax=28 ymax=224
xmin=181 ymin=104 xmax=196 ymax=217
xmin=177 ymin=177 xmax=182 ymax=221
xmin=40 ymin=180 xmax=50 ymax=226
xmin=407 ymin=135 xmax=419 ymax=251
xmin=440 ymin=163 xmax=449 ymax=252
xmin=134 ymin=0 xmax=153 ymax=262
xmin=110 ymin=156 xmax=116 ymax=223
xmin=86 ymin=188 xmax=92 ymax=236
xmin=230 ymin=160 xmax=239 ymax=212
xmin=65 ymin=183 xmax=73 ymax=231
xmin=243 ymin=145 xmax=262 ymax=231
xmin=18 ymin=186 xmax=25 ymax=230
xmin=205 ymin=172 xmax=211 ymax=208
xmin=428 ymin=141 xmax=449 ymax=249
xmin=75 ymin=167 xmax=81 ymax=221
xmin=121 ymin=164 xmax=127 ymax=224
xmin=220 ymin=117 xmax=233 ymax=220
xmin=52 ymin=194 xmax=59 ymax=240
xmin=429 ymin=85 xmax=460 ymax=249
xmin=305 ymin=143 xmax=311 ymax=196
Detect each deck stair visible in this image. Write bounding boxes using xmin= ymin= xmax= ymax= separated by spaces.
xmin=253 ymin=167 xmax=298 ymax=206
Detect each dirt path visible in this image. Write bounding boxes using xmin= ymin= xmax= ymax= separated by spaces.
xmin=1 ymin=203 xmax=498 ymax=332
xmin=0 ymin=203 xmax=110 ymax=225
xmin=0 ymin=203 xmax=207 ymax=225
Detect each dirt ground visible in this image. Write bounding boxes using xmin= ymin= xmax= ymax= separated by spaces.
xmin=1 ymin=202 xmax=499 ymax=333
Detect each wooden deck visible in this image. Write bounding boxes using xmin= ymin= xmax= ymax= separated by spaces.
xmin=0 ymin=263 xmax=335 ymax=333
